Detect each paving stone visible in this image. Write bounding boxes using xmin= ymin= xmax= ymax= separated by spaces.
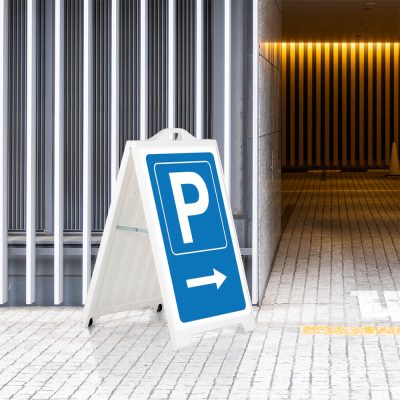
xmin=1 ymin=172 xmax=400 ymax=398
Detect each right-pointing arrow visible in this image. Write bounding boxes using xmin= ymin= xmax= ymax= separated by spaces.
xmin=186 ymin=268 xmax=227 ymax=289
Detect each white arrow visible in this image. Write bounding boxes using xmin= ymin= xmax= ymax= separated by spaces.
xmin=186 ymin=268 xmax=227 ymax=289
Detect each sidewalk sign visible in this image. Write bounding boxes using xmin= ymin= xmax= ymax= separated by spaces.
xmin=82 ymin=128 xmax=256 ymax=349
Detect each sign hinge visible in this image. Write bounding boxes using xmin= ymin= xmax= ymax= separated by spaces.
xmin=116 ymin=225 xmax=148 ymax=234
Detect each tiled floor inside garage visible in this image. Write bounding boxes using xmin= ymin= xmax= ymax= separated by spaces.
xmin=2 ymin=171 xmax=400 ymax=399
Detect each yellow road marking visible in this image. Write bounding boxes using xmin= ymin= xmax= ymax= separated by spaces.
xmin=302 ymin=326 xmax=400 ymax=335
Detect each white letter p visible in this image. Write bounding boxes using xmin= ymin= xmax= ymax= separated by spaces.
xmin=169 ymin=172 xmax=209 ymax=244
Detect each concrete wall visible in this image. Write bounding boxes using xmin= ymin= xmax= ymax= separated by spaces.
xmin=257 ymin=0 xmax=282 ymax=300
xmin=213 ymin=0 xmax=282 ymax=303
xmin=211 ymin=0 xmax=253 ymax=283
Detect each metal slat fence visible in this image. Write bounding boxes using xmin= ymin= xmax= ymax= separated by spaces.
xmin=0 ymin=0 xmax=259 ymax=305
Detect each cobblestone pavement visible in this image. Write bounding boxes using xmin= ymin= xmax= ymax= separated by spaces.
xmin=2 ymin=171 xmax=400 ymax=399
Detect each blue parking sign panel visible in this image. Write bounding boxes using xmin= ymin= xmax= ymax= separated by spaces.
xmin=146 ymin=152 xmax=246 ymax=323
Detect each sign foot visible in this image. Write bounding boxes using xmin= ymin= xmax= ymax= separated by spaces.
xmin=241 ymin=316 xmax=256 ymax=332
xmin=171 ymin=333 xmax=194 ymax=350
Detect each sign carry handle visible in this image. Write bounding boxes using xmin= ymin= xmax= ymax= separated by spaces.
xmin=148 ymin=128 xmax=197 ymax=143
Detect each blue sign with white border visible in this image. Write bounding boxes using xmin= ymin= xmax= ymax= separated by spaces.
xmin=146 ymin=152 xmax=246 ymax=323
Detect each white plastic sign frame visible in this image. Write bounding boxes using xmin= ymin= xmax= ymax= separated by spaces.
xmin=83 ymin=128 xmax=255 ymax=349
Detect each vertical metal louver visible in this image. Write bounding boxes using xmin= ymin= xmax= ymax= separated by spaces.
xmin=8 ymin=0 xmax=27 ymax=231
xmin=35 ymin=0 xmax=48 ymax=232
xmin=8 ymin=0 xmax=52 ymax=233
xmin=176 ymin=0 xmax=195 ymax=134
xmin=175 ymin=0 xmax=212 ymax=138
xmin=148 ymin=0 xmax=168 ymax=136
xmin=64 ymin=0 xmax=113 ymax=232
xmin=119 ymin=0 xmax=140 ymax=157
xmin=92 ymin=0 xmax=111 ymax=231
xmin=204 ymin=0 xmax=212 ymax=139
xmin=64 ymin=0 xmax=83 ymax=231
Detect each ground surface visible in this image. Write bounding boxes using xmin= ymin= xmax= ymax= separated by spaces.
xmin=1 ymin=171 xmax=400 ymax=399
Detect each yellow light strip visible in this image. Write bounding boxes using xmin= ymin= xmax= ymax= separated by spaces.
xmin=282 ymin=42 xmax=287 ymax=168
xmin=316 ymin=42 xmax=321 ymax=166
xmin=376 ymin=42 xmax=382 ymax=166
xmin=385 ymin=43 xmax=391 ymax=165
xmin=324 ymin=42 xmax=330 ymax=165
xmin=395 ymin=43 xmax=399 ymax=147
xmin=350 ymin=42 xmax=356 ymax=166
xmin=299 ymin=42 xmax=304 ymax=166
xmin=368 ymin=42 xmax=373 ymax=165
xmin=272 ymin=42 xmax=400 ymax=46
xmin=359 ymin=42 xmax=365 ymax=166
xmin=307 ymin=43 xmax=313 ymax=167
xmin=342 ymin=43 xmax=347 ymax=166
xmin=333 ymin=42 xmax=338 ymax=166
xmin=302 ymin=325 xmax=400 ymax=335
xmin=290 ymin=42 xmax=296 ymax=166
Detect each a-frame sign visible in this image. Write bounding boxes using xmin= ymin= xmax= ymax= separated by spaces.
xmin=83 ymin=129 xmax=255 ymax=349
